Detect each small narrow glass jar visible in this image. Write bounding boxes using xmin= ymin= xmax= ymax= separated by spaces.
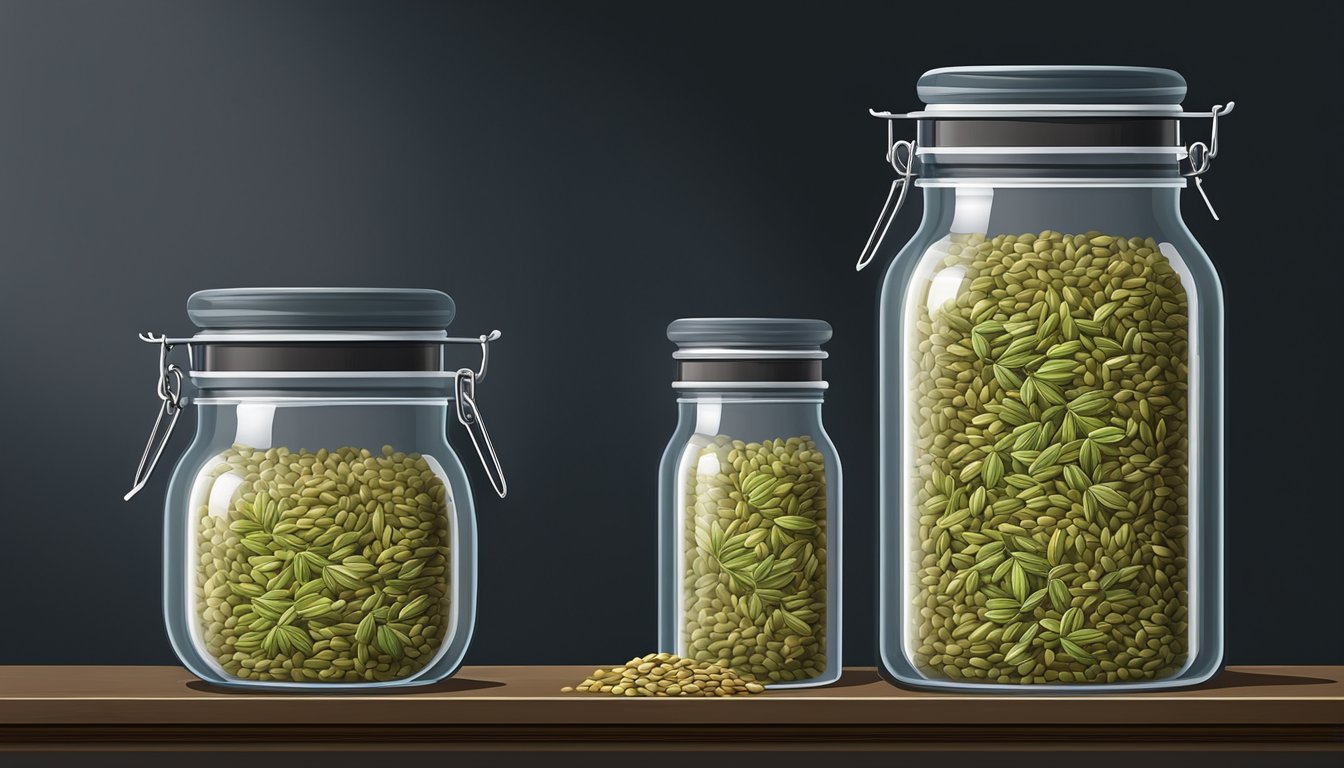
xmin=859 ymin=67 xmax=1228 ymax=691
xmin=657 ymin=318 xmax=843 ymax=688
xmin=125 ymin=288 xmax=508 ymax=690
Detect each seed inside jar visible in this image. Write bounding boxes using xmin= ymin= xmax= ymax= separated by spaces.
xmin=682 ymin=435 xmax=828 ymax=684
xmin=908 ymin=231 xmax=1189 ymax=685
xmin=195 ymin=444 xmax=451 ymax=684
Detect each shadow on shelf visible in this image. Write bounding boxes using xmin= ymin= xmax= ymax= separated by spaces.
xmin=183 ymin=677 xmax=507 ymax=695
xmin=819 ymin=669 xmax=884 ymax=689
xmin=1189 ymin=668 xmax=1336 ymax=690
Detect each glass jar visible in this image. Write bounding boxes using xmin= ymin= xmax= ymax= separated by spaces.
xmin=125 ymin=288 xmax=508 ymax=690
xmin=859 ymin=68 xmax=1230 ymax=690
xmin=657 ymin=318 xmax=842 ymax=688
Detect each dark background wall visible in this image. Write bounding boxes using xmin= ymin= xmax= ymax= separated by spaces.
xmin=0 ymin=0 xmax=1338 ymax=668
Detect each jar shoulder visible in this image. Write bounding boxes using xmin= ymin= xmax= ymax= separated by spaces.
xmin=882 ymin=219 xmax=1223 ymax=312
xmin=163 ymin=412 xmax=472 ymax=514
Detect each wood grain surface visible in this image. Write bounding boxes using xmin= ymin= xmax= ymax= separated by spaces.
xmin=0 ymin=665 xmax=1339 ymax=751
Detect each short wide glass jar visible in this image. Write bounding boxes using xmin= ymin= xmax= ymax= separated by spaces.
xmin=126 ymin=288 xmax=508 ymax=690
xmin=658 ymin=318 xmax=843 ymax=688
xmin=863 ymin=68 xmax=1227 ymax=690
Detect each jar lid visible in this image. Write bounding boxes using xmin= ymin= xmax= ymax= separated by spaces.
xmin=667 ymin=318 xmax=832 ymax=350
xmin=173 ymin=288 xmax=481 ymax=376
xmin=187 ymin=288 xmax=456 ymax=330
xmin=878 ymin=66 xmax=1224 ymax=179
xmin=668 ymin=318 xmax=831 ymax=389
xmin=917 ymin=65 xmax=1186 ymax=106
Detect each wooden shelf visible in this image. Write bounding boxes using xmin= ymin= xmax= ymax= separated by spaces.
xmin=1 ymin=665 xmax=1340 ymax=751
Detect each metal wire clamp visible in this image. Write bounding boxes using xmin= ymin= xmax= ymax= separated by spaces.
xmin=856 ymin=112 xmax=917 ymax=272
xmin=1183 ymin=102 xmax=1235 ymax=220
xmin=454 ymin=367 xmax=507 ymax=498
xmin=125 ymin=333 xmax=184 ymax=501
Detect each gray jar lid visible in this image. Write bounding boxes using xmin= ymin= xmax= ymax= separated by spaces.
xmin=917 ymin=65 xmax=1186 ymax=105
xmin=667 ymin=318 xmax=832 ymax=349
xmin=187 ymin=288 xmax=456 ymax=330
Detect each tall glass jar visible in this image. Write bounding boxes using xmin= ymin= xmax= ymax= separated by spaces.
xmin=860 ymin=68 xmax=1229 ymax=690
xmin=125 ymin=288 xmax=508 ymax=690
xmin=658 ymin=318 xmax=842 ymax=688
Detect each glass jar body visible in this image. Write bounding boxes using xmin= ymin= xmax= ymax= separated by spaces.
xmin=658 ymin=391 xmax=843 ymax=688
xmin=163 ymin=398 xmax=477 ymax=690
xmin=878 ymin=184 xmax=1223 ymax=691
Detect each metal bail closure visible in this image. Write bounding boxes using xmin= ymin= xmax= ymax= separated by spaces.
xmin=454 ymin=367 xmax=508 ymax=498
xmin=1183 ymin=102 xmax=1235 ymax=221
xmin=856 ymin=116 xmax=917 ymax=271
xmin=125 ymin=333 xmax=185 ymax=501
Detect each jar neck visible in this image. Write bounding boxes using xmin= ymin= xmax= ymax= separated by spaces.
xmin=189 ymin=398 xmax=449 ymax=455
xmin=921 ymin=183 xmax=1187 ymax=237
xmin=676 ymin=392 xmax=825 ymax=443
xmin=674 ymin=387 xmax=826 ymax=403
xmin=915 ymin=116 xmax=1186 ymax=180
xmin=185 ymin=373 xmax=458 ymax=402
xmin=917 ymin=156 xmax=1184 ymax=181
